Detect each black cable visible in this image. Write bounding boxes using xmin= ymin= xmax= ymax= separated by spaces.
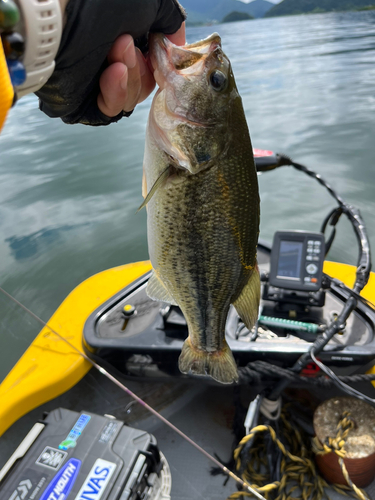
xmin=328 ymin=276 xmax=375 ymax=309
xmin=280 ymin=156 xmax=346 ymax=206
xmin=310 ymin=351 xmax=375 ymax=408
xmin=290 ymin=161 xmax=371 ymax=295
xmin=268 ymin=154 xmax=372 ymax=295
xmin=237 ymin=360 xmax=375 ymax=387
xmin=258 ymin=154 xmax=372 ymax=402
xmin=320 ymin=207 xmax=343 ymax=256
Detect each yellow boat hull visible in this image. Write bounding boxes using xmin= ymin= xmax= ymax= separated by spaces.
xmin=0 ymin=259 xmax=374 ymax=437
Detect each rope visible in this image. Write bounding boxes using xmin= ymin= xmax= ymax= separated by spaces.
xmin=237 ymin=360 xmax=375 ymax=387
xmin=227 ymin=407 xmax=367 ymax=500
xmin=312 ymin=411 xmax=370 ymax=500
xmin=339 ymin=459 xmax=368 ymax=500
xmin=312 ymin=411 xmax=354 ymax=459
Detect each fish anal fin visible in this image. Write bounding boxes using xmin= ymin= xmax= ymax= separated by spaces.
xmin=146 ymin=271 xmax=178 ymax=306
xmin=233 ymin=266 xmax=260 ymax=330
xmin=178 ymin=338 xmax=238 ymax=384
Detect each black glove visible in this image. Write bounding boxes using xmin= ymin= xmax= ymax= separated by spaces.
xmin=36 ymin=0 xmax=185 ymax=126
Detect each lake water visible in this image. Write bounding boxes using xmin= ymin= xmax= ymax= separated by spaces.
xmin=0 ymin=11 xmax=375 ymax=382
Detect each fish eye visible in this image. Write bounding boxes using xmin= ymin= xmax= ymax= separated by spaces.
xmin=209 ymin=70 xmax=227 ymax=92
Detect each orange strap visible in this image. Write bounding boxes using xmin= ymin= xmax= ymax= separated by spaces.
xmin=0 ymin=37 xmax=14 ymax=132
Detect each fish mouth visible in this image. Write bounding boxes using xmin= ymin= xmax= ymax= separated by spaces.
xmin=150 ymin=32 xmax=221 ymax=54
xmin=148 ymin=33 xmax=171 ymax=89
xmin=148 ymin=32 xmax=225 ymax=173
xmin=149 ymin=33 xmax=218 ymax=128
xmin=149 ymin=32 xmax=222 ymax=90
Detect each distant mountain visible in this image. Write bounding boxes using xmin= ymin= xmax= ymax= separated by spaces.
xmin=246 ymin=0 xmax=275 ymax=17
xmin=222 ymin=11 xmax=254 ymax=22
xmin=265 ymin=0 xmax=375 ymax=17
xmin=181 ymin=0 xmax=274 ymax=24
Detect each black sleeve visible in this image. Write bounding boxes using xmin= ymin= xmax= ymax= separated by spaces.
xmin=36 ymin=0 xmax=185 ymax=126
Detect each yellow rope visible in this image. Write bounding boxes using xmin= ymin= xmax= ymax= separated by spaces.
xmin=227 ymin=408 xmax=368 ymax=500
xmin=234 ymin=424 xmax=311 ymax=469
xmin=339 ymin=459 xmax=368 ymax=500
xmin=312 ymin=411 xmax=369 ymax=500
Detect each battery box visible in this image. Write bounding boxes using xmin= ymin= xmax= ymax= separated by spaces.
xmin=0 ymin=408 xmax=171 ymax=500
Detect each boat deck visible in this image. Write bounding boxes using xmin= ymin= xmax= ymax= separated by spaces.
xmin=1 ymin=369 xmax=375 ymax=500
xmin=1 ymin=245 xmax=375 ymax=499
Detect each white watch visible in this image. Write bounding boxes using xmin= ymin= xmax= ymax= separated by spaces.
xmin=14 ymin=0 xmax=62 ymax=97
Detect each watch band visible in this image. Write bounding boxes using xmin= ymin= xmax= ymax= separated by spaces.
xmin=14 ymin=0 xmax=62 ymax=97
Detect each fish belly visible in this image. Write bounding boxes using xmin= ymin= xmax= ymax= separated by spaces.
xmin=146 ymin=153 xmax=260 ymax=384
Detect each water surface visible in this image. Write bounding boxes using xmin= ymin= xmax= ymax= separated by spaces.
xmin=0 ymin=11 xmax=374 ymax=381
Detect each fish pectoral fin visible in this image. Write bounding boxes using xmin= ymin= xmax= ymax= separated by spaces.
xmin=146 ymin=271 xmax=178 ymax=306
xmin=178 ymin=338 xmax=238 ymax=384
xmin=233 ymin=266 xmax=260 ymax=330
xmin=137 ymin=165 xmax=170 ymax=212
xmin=142 ymin=169 xmax=147 ymax=199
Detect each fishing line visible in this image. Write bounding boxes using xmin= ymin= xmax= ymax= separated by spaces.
xmin=0 ymin=285 xmax=267 ymax=500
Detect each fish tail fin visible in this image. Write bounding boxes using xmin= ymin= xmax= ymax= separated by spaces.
xmin=178 ymin=337 xmax=238 ymax=384
xmin=233 ymin=265 xmax=260 ymax=330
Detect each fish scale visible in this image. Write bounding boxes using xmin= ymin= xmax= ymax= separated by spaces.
xmin=143 ymin=32 xmax=260 ymax=384
xmin=151 ymin=171 xmax=235 ymax=349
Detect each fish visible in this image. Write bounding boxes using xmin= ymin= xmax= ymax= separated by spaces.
xmin=141 ymin=32 xmax=260 ymax=384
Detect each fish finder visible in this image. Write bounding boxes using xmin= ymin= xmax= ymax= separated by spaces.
xmin=269 ymin=231 xmax=325 ymax=292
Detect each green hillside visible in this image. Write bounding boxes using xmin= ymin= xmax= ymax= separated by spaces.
xmin=222 ymin=11 xmax=254 ymax=22
xmin=266 ymin=0 xmax=375 ymax=16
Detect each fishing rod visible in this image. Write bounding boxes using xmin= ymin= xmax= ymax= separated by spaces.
xmin=0 ymin=285 xmax=267 ymax=500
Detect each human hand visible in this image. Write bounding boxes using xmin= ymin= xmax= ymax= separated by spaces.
xmin=36 ymin=0 xmax=186 ymax=126
xmin=98 ymin=24 xmax=185 ymax=118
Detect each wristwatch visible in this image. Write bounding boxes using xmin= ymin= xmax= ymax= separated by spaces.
xmin=14 ymin=0 xmax=62 ymax=97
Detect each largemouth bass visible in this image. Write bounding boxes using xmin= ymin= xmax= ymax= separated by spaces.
xmin=142 ymin=33 xmax=260 ymax=384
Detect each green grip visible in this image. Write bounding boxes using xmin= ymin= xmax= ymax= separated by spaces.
xmin=258 ymin=315 xmax=320 ymax=334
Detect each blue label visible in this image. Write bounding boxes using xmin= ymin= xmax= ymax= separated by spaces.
xmin=59 ymin=414 xmax=91 ymax=450
xmin=40 ymin=458 xmax=81 ymax=500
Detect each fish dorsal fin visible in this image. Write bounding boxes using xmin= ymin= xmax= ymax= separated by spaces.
xmin=232 ymin=267 xmax=260 ymax=330
xmin=146 ymin=271 xmax=178 ymax=306
xmin=137 ymin=165 xmax=170 ymax=212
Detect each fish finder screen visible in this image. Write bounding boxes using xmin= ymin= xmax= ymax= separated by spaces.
xmin=277 ymin=240 xmax=303 ymax=279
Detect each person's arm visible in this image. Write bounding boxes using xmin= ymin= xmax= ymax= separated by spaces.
xmin=0 ymin=0 xmax=185 ymax=130
xmin=37 ymin=0 xmax=186 ymax=126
